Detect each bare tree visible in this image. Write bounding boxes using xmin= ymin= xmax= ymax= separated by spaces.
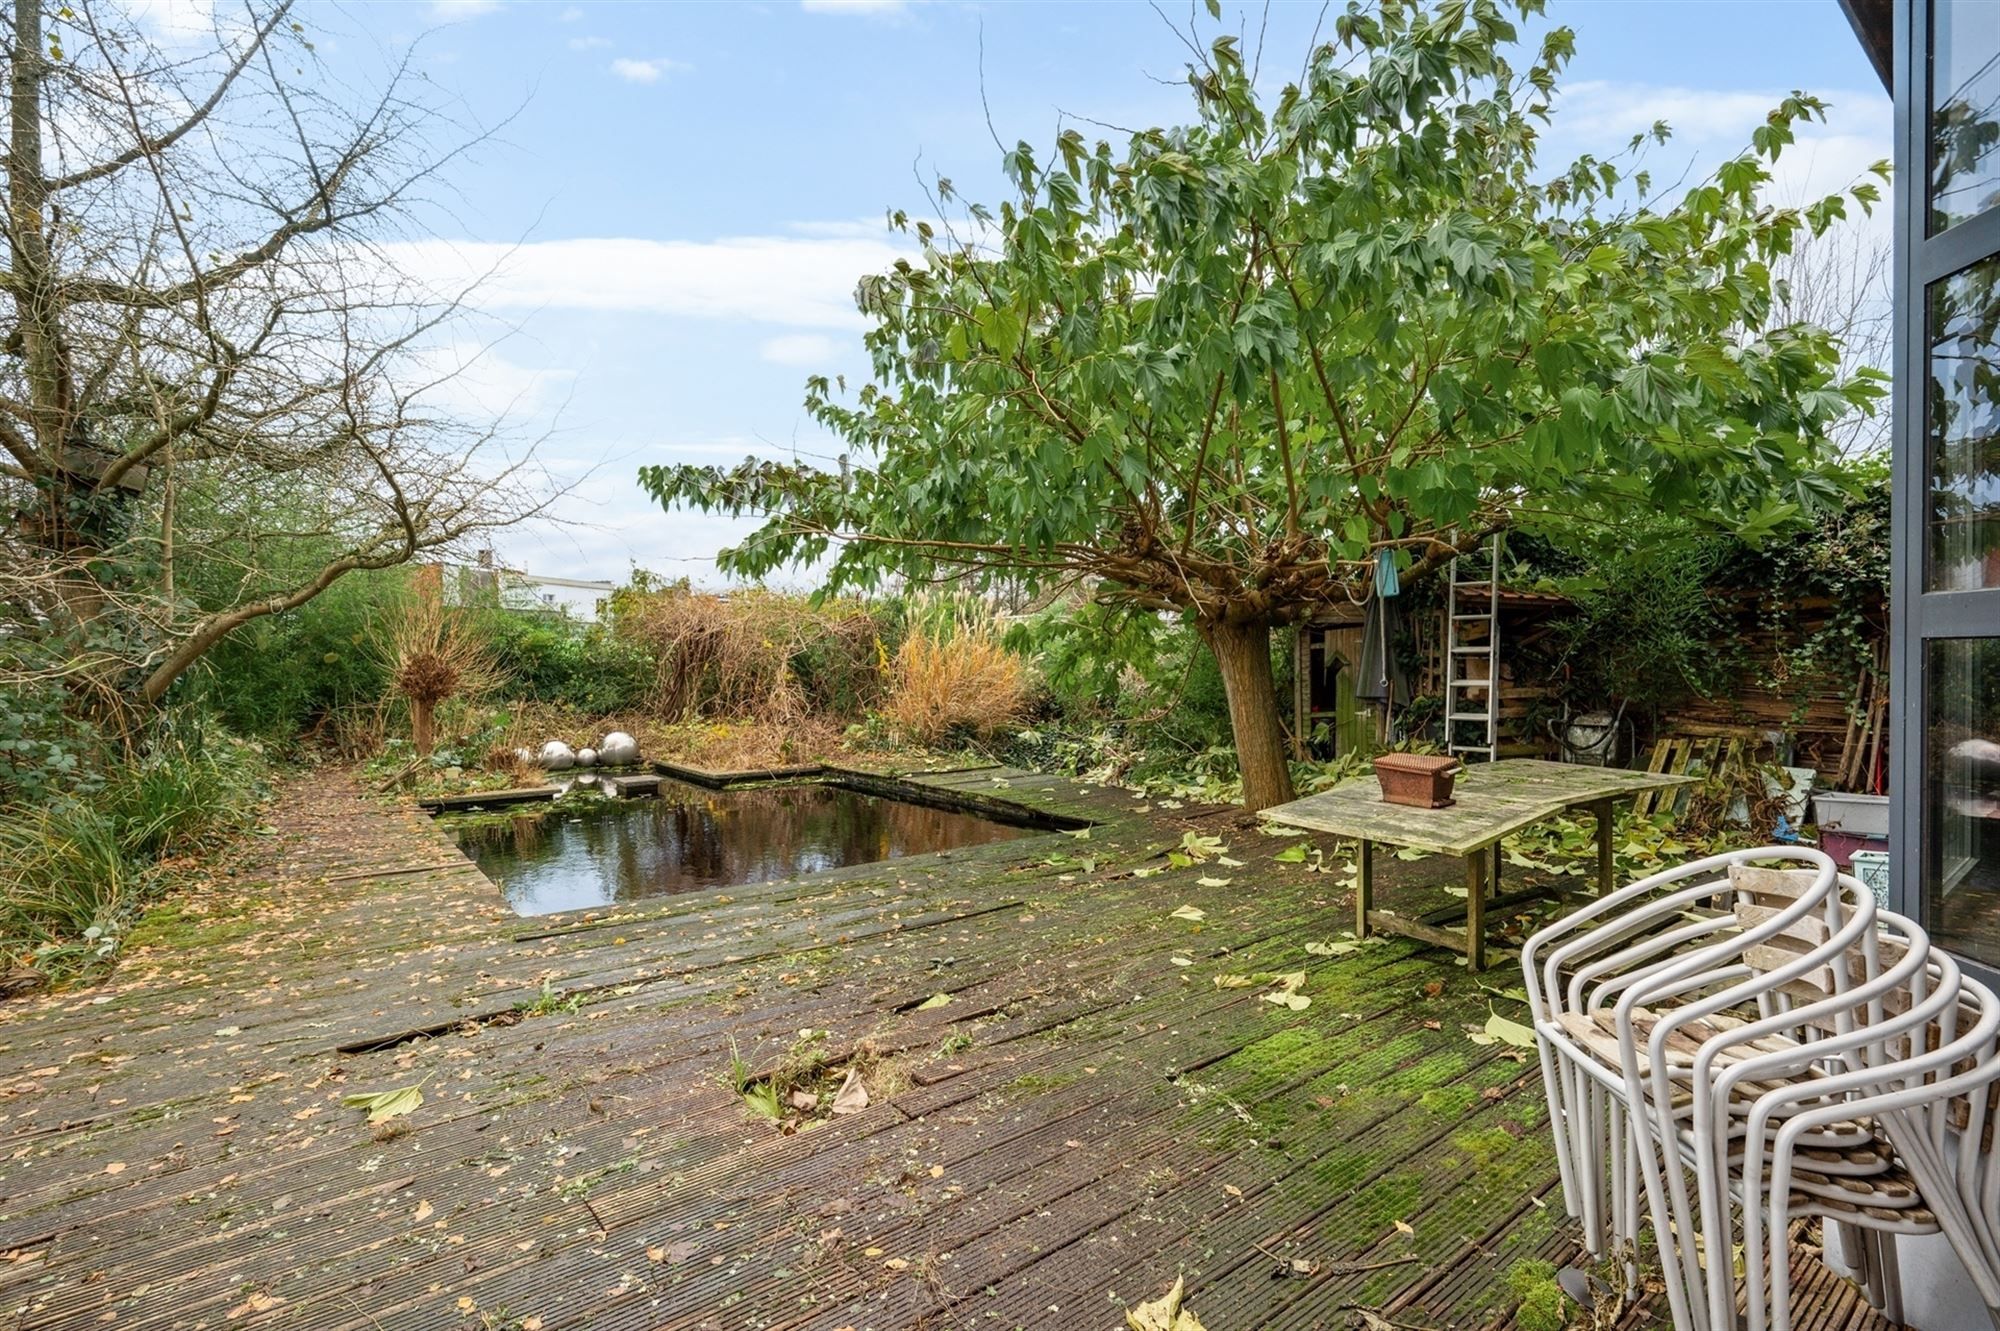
xmin=1768 ymin=222 xmax=1892 ymax=456
xmin=0 ymin=0 xmax=548 ymax=715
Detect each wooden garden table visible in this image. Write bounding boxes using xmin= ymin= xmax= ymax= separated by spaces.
xmin=1258 ymin=759 xmax=1698 ymax=971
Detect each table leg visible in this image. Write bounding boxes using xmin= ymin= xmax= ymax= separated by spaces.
xmin=1593 ymin=798 xmax=1616 ymax=897
xmin=1465 ymin=851 xmax=1487 ymax=973
xmin=1491 ymin=840 xmax=1504 ymax=893
xmin=1355 ymin=840 xmax=1374 ymax=940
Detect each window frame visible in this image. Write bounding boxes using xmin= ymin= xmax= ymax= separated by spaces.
xmin=1893 ymin=0 xmax=2000 ymax=986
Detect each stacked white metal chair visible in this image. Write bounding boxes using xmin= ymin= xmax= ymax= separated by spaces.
xmin=1522 ymin=847 xmax=2000 ymax=1331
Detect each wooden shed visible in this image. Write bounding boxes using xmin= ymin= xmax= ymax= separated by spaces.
xmin=1290 ymin=583 xmax=1571 ymax=761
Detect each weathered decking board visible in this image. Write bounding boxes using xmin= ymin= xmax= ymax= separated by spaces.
xmin=0 ymin=769 xmax=1894 ymax=1330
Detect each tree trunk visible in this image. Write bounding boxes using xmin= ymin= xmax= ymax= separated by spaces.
xmin=1198 ymin=617 xmax=1296 ymax=813
xmin=411 ymin=698 xmax=436 ymax=758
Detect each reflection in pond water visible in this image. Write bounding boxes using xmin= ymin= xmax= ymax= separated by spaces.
xmin=448 ymin=779 xmax=1037 ymax=916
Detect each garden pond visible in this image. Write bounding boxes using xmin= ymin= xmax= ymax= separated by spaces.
xmin=443 ymin=775 xmax=1044 ymax=915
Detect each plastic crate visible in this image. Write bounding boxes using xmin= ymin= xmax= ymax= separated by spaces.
xmin=1848 ymin=849 xmax=1890 ymax=911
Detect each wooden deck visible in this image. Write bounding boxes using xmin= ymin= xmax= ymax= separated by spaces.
xmin=0 ymin=767 xmax=1898 ymax=1330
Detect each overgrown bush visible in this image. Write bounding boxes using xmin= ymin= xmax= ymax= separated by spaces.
xmin=189 ymin=565 xmax=403 ymax=741
xmin=478 ymin=608 xmax=654 ymax=715
xmin=1542 ymin=531 xmax=1737 ymax=721
xmin=0 ymin=726 xmax=263 ymax=986
xmin=618 ymin=582 xmax=884 ymax=721
xmin=0 ymin=675 xmax=110 ymax=804
xmin=1000 ymin=601 xmax=1286 ymax=795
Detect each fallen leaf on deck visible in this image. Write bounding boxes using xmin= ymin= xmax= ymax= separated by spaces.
xmin=914 ymin=993 xmax=952 ymax=1011
xmin=1196 ymin=876 xmax=1232 ymax=888
xmin=1212 ymin=974 xmax=1255 ymax=989
xmin=1306 ymin=940 xmax=1359 ymax=957
xmin=1263 ymin=970 xmax=1311 ymax=1010
xmin=829 ymin=1068 xmax=870 ymax=1115
xmin=1170 ymin=905 xmax=1207 ymax=922
xmin=1125 ymin=1275 xmax=1208 ymax=1331
xmin=1482 ymin=1008 xmax=1537 ymax=1049
xmin=225 ymin=1292 xmax=283 ymax=1319
xmin=1170 ymin=955 xmax=1194 ymax=967
xmin=342 ymin=1083 xmax=424 ymax=1123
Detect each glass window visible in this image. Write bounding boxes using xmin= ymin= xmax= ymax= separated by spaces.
xmin=1931 ymin=0 xmax=2000 ymax=233
xmin=1925 ymin=637 xmax=2000 ymax=969
xmin=1925 ymin=257 xmax=2000 ymax=589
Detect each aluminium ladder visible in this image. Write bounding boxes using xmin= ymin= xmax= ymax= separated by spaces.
xmin=1446 ymin=535 xmax=1501 ymax=762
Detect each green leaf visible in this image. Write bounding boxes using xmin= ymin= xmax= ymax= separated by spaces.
xmin=342 ymin=1084 xmax=425 ymax=1123
xmin=915 ymin=992 xmax=954 ymax=1011
xmin=1483 ymin=1008 xmax=1537 ymax=1049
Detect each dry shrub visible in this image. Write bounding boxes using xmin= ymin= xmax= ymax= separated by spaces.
xmin=646 ymin=716 xmax=849 ymax=770
xmin=378 ymin=571 xmax=500 ymax=755
xmin=884 ymin=630 xmax=1028 ymax=745
xmin=483 ymin=746 xmax=541 ymax=787
xmin=618 ymin=586 xmax=881 ymax=722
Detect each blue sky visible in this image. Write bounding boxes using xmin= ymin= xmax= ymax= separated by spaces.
xmin=315 ymin=0 xmax=1890 ymax=588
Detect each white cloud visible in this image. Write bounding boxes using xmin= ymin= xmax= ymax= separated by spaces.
xmin=568 ymin=34 xmax=611 ymax=50
xmin=1548 ymin=80 xmax=1890 ymax=242
xmin=1557 ymin=81 xmax=1794 ymax=145
xmin=800 ymin=0 xmax=909 ymax=14
xmin=122 ymin=0 xmax=215 ymax=43
xmin=384 ymin=232 xmax=907 ymax=329
xmin=405 ymin=340 xmax=575 ymax=425
xmin=429 ymin=0 xmax=503 ymax=22
xmin=558 ymin=5 xmax=583 ymax=19
xmin=759 ymin=333 xmax=842 ymax=366
xmin=610 ymin=56 xmax=686 ymax=84
xmin=1551 ymin=81 xmax=1889 ymax=194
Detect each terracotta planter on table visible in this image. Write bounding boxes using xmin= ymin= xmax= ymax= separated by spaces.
xmin=1373 ymin=754 xmax=1461 ymax=809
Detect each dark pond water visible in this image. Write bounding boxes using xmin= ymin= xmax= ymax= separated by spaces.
xmin=447 ymin=779 xmax=1038 ymax=916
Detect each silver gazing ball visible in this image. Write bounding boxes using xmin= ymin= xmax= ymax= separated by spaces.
xmin=538 ymin=740 xmax=576 ymax=771
xmin=512 ymin=747 xmax=534 ymax=765
xmin=577 ymin=747 xmax=599 ymax=768
xmin=597 ymin=731 xmax=640 ymax=766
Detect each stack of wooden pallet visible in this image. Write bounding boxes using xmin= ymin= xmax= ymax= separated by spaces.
xmin=1631 ymin=734 xmax=1756 ymax=819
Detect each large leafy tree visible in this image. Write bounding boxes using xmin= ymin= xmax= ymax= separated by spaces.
xmin=645 ymin=0 xmax=1884 ymax=810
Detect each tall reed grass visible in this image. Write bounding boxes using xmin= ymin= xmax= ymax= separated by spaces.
xmin=884 ymin=629 xmax=1029 ymax=745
